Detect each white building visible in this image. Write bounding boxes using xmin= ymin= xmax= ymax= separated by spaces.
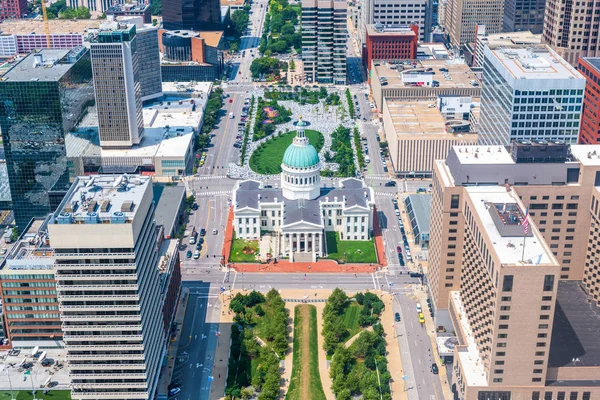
xmin=479 ymin=45 xmax=586 ymax=145
xmin=90 ymin=22 xmax=144 ymax=148
xmin=48 ymin=175 xmax=164 ymax=400
xmin=233 ymin=118 xmax=375 ymax=262
xmin=358 ymin=0 xmax=432 ymax=44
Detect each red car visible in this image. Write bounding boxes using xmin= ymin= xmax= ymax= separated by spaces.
xmin=396 ymin=246 xmax=402 ymax=253
xmin=229 ymin=99 xmax=233 ymax=103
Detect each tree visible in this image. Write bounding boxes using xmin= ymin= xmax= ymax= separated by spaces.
xmin=150 ymin=0 xmax=161 ymax=15
xmin=281 ymin=23 xmax=295 ymax=35
xmin=289 ymin=59 xmax=295 ymax=70
xmin=327 ymin=288 xmax=349 ymax=314
xmin=270 ymin=14 xmax=284 ymax=33
xmin=230 ymin=41 xmax=240 ymax=52
xmin=231 ymin=10 xmax=250 ymax=37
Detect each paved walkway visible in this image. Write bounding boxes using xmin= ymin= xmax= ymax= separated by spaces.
xmin=380 ymin=292 xmax=408 ymax=400
xmin=344 ymin=326 xmax=373 ymax=348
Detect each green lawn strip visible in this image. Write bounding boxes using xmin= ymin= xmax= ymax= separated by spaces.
xmin=249 ymin=129 xmax=324 ymax=175
xmin=324 ymin=231 xmax=377 ymax=263
xmin=229 ymin=234 xmax=259 ymax=263
xmin=308 ymin=306 xmax=327 ymax=400
xmin=341 ymin=303 xmax=362 ymax=338
xmin=285 ymin=305 xmax=304 ymax=400
xmin=0 ymin=391 xmax=71 ymax=400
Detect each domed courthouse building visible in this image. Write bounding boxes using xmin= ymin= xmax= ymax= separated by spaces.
xmin=232 ymin=118 xmax=375 ymax=262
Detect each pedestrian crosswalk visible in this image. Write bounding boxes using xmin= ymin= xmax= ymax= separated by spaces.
xmin=194 ymin=175 xmax=228 ymax=180
xmin=195 ymin=190 xmax=232 ymax=197
xmin=374 ymin=192 xmax=397 ymax=197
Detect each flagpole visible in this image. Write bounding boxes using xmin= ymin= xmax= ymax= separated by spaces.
xmin=521 ymin=234 xmax=526 ymax=262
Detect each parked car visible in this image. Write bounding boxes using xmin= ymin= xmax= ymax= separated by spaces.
xmin=418 ymin=313 xmax=425 ymax=324
xmin=200 ymin=228 xmax=206 ymax=236
xmin=193 ymin=250 xmax=200 ymax=259
xmin=431 ymin=364 xmax=439 ymax=374
xmin=212 ymin=229 xmax=218 ymax=235
xmin=169 ymin=387 xmax=182 ymax=396
xmin=186 ymin=250 xmax=192 ymax=258
xmin=394 ymin=312 xmax=401 ymax=322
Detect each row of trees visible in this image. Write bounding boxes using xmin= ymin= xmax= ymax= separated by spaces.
xmin=258 ymin=0 xmax=301 ymax=55
xmin=345 ymin=88 xmax=355 ymax=119
xmin=252 ymin=98 xmax=292 ymax=141
xmin=225 ymin=289 xmax=290 ymax=399
xmin=325 ymin=290 xmax=391 ymax=400
xmin=201 ymin=87 xmax=224 ymax=134
xmin=353 ymin=126 xmax=366 ymax=169
xmin=240 ymin=95 xmax=255 ymax=165
xmin=323 ymin=126 xmax=356 ymax=177
xmin=250 ymin=57 xmax=283 ymax=79
xmin=263 ymin=86 xmax=330 ymax=105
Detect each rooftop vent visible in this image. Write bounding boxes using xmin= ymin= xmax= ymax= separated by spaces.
xmin=56 ymin=212 xmax=72 ymax=224
xmin=100 ymin=200 xmax=111 ymax=212
xmin=121 ymin=201 xmax=134 ymax=212
xmin=87 ymin=200 xmax=98 ymax=212
xmin=111 ymin=211 xmax=126 ymax=224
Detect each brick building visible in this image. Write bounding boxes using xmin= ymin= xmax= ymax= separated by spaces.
xmin=363 ymin=24 xmax=418 ymax=72
xmin=578 ymin=57 xmax=600 ymax=144
xmin=0 ymin=0 xmax=27 ymax=20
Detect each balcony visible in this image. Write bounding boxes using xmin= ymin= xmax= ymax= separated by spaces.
xmin=60 ymin=315 xmax=141 ymax=322
xmin=64 ymin=334 xmax=143 ymax=342
xmin=56 ymin=284 xmax=139 ymax=291
xmin=62 ymin=324 xmax=142 ymax=331
xmin=55 ymin=252 xmax=134 ymax=259
xmin=70 ymin=372 xmax=147 ymax=379
xmin=56 ymin=274 xmax=138 ymax=281
xmin=59 ymin=295 xmax=140 ymax=301
xmin=68 ymin=364 xmax=146 ymax=370
xmin=71 ymin=391 xmax=148 ymax=400
xmin=56 ymin=264 xmax=137 ymax=270
xmin=66 ymin=347 xmax=145 ymax=354
xmin=59 ymin=304 xmax=141 ymax=312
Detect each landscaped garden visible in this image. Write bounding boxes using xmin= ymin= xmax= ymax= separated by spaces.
xmin=285 ymin=305 xmax=326 ymax=400
xmin=0 ymin=392 xmax=71 ymax=400
xmin=324 ymin=231 xmax=377 ymax=264
xmin=323 ymin=289 xmax=392 ymax=400
xmin=322 ymin=125 xmax=357 ymax=178
xmin=229 ymin=234 xmax=259 ymax=263
xmin=249 ymin=129 xmax=324 ymax=175
xmin=252 ymin=98 xmax=292 ymax=141
xmin=225 ymin=290 xmax=290 ymax=400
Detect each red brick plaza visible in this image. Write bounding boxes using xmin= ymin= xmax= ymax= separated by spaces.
xmin=221 ymin=206 xmax=388 ymax=273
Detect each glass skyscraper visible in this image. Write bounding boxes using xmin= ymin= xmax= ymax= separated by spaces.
xmin=0 ymin=48 xmax=94 ymax=229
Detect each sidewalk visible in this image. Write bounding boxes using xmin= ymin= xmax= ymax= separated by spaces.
xmin=380 ymin=292 xmax=408 ymax=400
xmin=156 ymin=288 xmax=189 ymax=398
xmin=209 ymin=294 xmax=232 ymax=400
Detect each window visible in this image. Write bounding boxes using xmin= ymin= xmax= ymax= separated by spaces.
xmin=535 ymin=351 xmax=545 ymax=356
xmin=544 ymin=275 xmax=555 ymax=291
xmin=500 ymin=315 xmax=510 ymax=320
xmin=500 ymin=306 xmax=511 ymax=311
xmin=494 ymin=369 xmax=504 ymax=374
xmin=539 ymin=324 xmax=549 ymax=329
xmin=497 ymin=343 xmax=507 ymax=347
xmin=541 ymin=306 xmax=551 ymax=311
xmin=542 ymin=296 xmax=552 ymax=301
xmin=502 ymin=275 xmax=514 ymax=292
xmin=496 ymin=352 xmax=506 ymax=356
xmin=570 ymin=393 xmax=578 ymax=400
xmin=533 ymin=378 xmax=542 ymax=382
xmin=558 ymin=393 xmax=566 ymax=400
xmin=451 ymin=194 xmax=460 ymax=209
xmin=540 ymin=315 xmax=550 ymax=320
xmin=533 ymin=393 xmax=541 ymax=400
xmin=499 ymin=324 xmax=509 ymax=329
xmin=501 ymin=296 xmax=512 ymax=301
xmin=534 ymin=360 xmax=544 ymax=365
xmin=495 ymin=361 xmax=505 ymax=365
xmin=583 ymin=393 xmax=590 ymax=400
xmin=536 ymin=342 xmax=547 ymax=347
xmin=546 ymin=393 xmax=553 ymax=400
xmin=493 ymin=378 xmax=503 ymax=383
xmin=498 ymin=333 xmax=508 ymax=338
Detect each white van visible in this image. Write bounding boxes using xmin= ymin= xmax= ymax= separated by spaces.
xmin=229 ymin=112 xmax=234 ymax=119
xmin=416 ymin=303 xmax=422 ymax=313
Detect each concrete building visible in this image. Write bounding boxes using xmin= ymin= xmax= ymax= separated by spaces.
xmin=221 ymin=0 xmax=246 ymax=11
xmin=358 ymin=0 xmax=431 ymax=43
xmin=0 ymin=48 xmax=94 ymax=229
xmin=369 ymin=59 xmax=481 ymax=112
xmin=68 ymin=0 xmax=125 ymax=12
xmin=233 ymin=118 xmax=375 ymax=262
xmin=403 ymin=194 xmax=431 ymax=249
xmin=363 ymin=24 xmax=418 ymax=72
xmin=134 ymin=26 xmax=163 ymax=102
xmin=301 ymin=0 xmax=347 ymax=85
xmin=382 ymin=99 xmax=477 ymax=178
xmin=443 ymin=0 xmax=503 ymax=48
xmin=106 ymin=3 xmax=152 ymax=24
xmin=159 ymin=30 xmax=224 ymax=82
xmin=90 ymin=22 xmax=144 ymax=148
xmin=162 ymin=0 xmax=222 ymax=31
xmin=542 ymin=0 xmax=600 ymax=66
xmin=49 ymin=175 xmax=164 ymax=400
xmin=466 ymin=27 xmax=541 ymax=70
xmin=429 ymin=142 xmax=600 ymax=400
xmin=577 ymin=58 xmax=600 ymax=144
xmin=502 ymin=0 xmax=545 ymax=34
xmin=0 ymin=218 xmax=61 ymax=347
xmin=0 ymin=0 xmax=27 ymax=20
xmin=479 ymin=46 xmax=585 ymax=146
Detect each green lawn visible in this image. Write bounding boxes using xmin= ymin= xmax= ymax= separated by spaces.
xmin=0 ymin=392 xmax=71 ymax=400
xmin=324 ymin=231 xmax=378 ymax=263
xmin=229 ymin=235 xmax=259 ymax=263
xmin=286 ymin=305 xmax=326 ymax=400
xmin=341 ymin=303 xmax=362 ymax=338
xmin=249 ymin=130 xmax=324 ymax=175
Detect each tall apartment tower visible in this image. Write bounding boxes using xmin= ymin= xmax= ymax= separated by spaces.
xmin=162 ymin=0 xmax=222 ymax=31
xmin=0 ymin=48 xmax=94 ymax=229
xmin=479 ymin=45 xmax=585 ymax=145
xmin=543 ymin=0 xmax=600 ymax=66
xmin=577 ymin=58 xmax=600 ymax=144
xmin=48 ymin=175 xmax=164 ymax=400
xmin=430 ymin=142 xmax=600 ymax=400
xmin=90 ymin=23 xmax=144 ymax=148
xmin=302 ymin=0 xmax=347 ymax=85
xmin=443 ymin=0 xmax=503 ymax=48
xmin=502 ymin=0 xmax=545 ymax=34
xmin=358 ymin=0 xmax=432 ymax=43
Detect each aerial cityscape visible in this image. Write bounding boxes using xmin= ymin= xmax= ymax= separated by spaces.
xmin=0 ymin=0 xmax=597 ymax=398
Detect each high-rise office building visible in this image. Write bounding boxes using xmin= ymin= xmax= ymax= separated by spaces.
xmin=577 ymin=57 xmax=600 ymax=144
xmin=48 ymin=175 xmax=164 ymax=400
xmin=90 ymin=23 xmax=144 ymax=148
xmin=0 ymin=48 xmax=94 ymax=229
xmin=134 ymin=26 xmax=163 ymax=102
xmin=479 ymin=45 xmax=585 ymax=145
xmin=543 ymin=0 xmax=600 ymax=66
xmin=363 ymin=24 xmax=419 ymax=71
xmin=162 ymin=0 xmax=222 ymax=31
xmin=430 ymin=142 xmax=600 ymax=400
xmin=443 ymin=0 xmax=503 ymax=48
xmin=358 ymin=0 xmax=432 ymax=43
xmin=502 ymin=0 xmax=545 ymax=34
xmin=301 ymin=0 xmax=347 ymax=85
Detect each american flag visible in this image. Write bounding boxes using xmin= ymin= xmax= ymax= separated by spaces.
xmin=522 ymin=207 xmax=529 ymax=235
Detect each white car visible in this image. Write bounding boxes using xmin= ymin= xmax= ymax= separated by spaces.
xmin=416 ymin=303 xmax=422 ymax=313
xmin=169 ymin=387 xmax=181 ymax=396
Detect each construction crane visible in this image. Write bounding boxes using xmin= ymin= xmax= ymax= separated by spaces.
xmin=40 ymin=0 xmax=51 ymax=48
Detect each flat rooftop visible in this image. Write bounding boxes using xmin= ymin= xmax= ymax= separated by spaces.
xmin=0 ymin=347 xmax=70 ymax=391
xmin=55 ymin=175 xmax=151 ymax=224
xmin=568 ymin=145 xmax=600 ymax=166
xmin=2 ymin=48 xmax=86 ymax=82
xmin=153 ymin=183 xmax=185 ymax=238
xmin=143 ymin=98 xmax=204 ymax=130
xmin=465 ymin=186 xmax=555 ymax=265
xmin=366 ymin=24 xmax=416 ymax=37
xmin=582 ymin=57 xmax=600 ymax=73
xmin=478 ymin=31 xmax=542 ymax=48
xmin=100 ymin=126 xmax=194 ymax=159
xmin=405 ymin=194 xmax=431 ymax=234
xmin=385 ymin=100 xmax=448 ymax=136
xmin=1 ymin=218 xmax=53 ymax=273
xmin=450 ymin=291 xmax=488 ymax=386
xmin=450 ymin=145 xmax=515 ymax=165
xmin=221 ymin=0 xmax=245 ymax=6
xmin=488 ymin=46 xmax=583 ymax=80
xmin=0 ymin=18 xmax=101 ymax=35
xmin=106 ymin=3 xmax=150 ymax=12
xmin=162 ymin=81 xmax=212 ymax=96
xmin=373 ymin=59 xmax=480 ymax=88
xmin=549 ymin=280 xmax=600 ymax=368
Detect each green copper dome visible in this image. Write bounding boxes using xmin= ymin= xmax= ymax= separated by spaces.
xmin=282 ymin=143 xmax=320 ymax=168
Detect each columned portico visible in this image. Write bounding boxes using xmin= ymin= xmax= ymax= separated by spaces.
xmin=284 ymin=231 xmax=322 ymax=262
